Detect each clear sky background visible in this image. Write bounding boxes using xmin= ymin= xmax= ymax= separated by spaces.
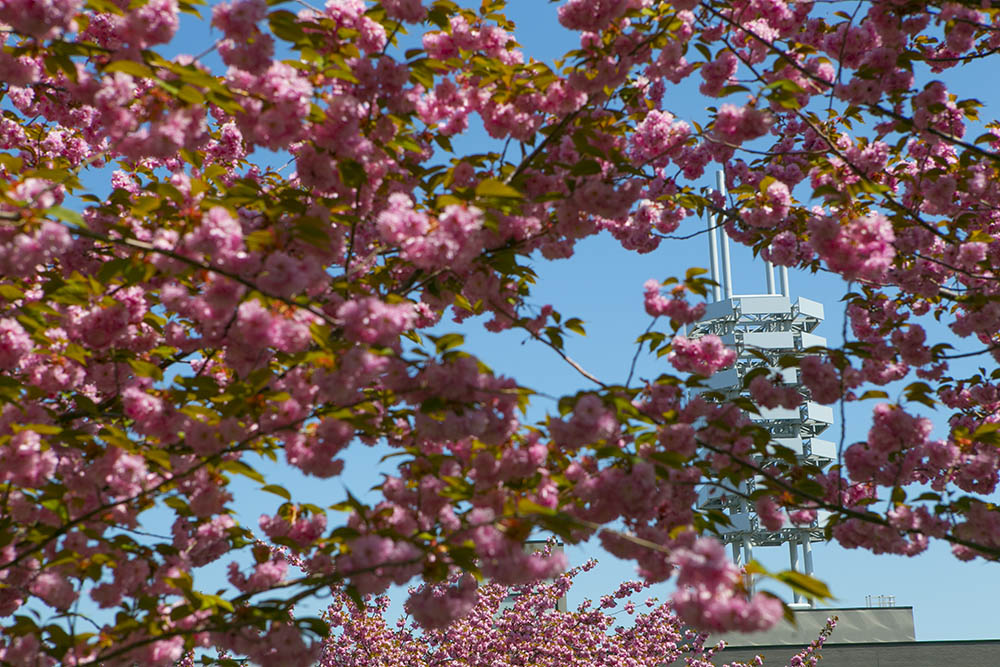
xmin=86 ymin=0 xmax=1000 ymax=645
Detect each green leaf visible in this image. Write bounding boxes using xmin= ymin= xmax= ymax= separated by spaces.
xmin=44 ymin=53 xmax=77 ymax=80
xmin=219 ymin=460 xmax=265 ymax=484
xmin=269 ymin=9 xmax=305 ymax=41
xmin=564 ymin=318 xmax=586 ymax=336
xmin=0 ymin=284 xmax=24 ymax=301
xmin=330 ymin=489 xmax=368 ymax=518
xmin=973 ymin=422 xmax=1000 ymax=437
xmin=176 ymin=84 xmax=205 ymax=105
xmin=104 ymin=60 xmax=156 ymax=79
xmin=475 ymin=178 xmax=523 ymax=199
xmin=205 ymin=90 xmax=245 ymax=114
xmin=338 ymin=159 xmax=367 ymax=188
xmin=128 ymin=359 xmax=164 ymax=382
xmin=15 ymin=423 xmax=62 ymax=435
xmin=858 ymin=390 xmax=889 ymax=400
xmin=433 ymin=332 xmax=465 ymax=353
xmin=294 ymin=215 xmax=331 ymax=248
xmin=0 ymin=153 xmax=23 ymax=174
xmin=260 ymin=484 xmax=292 ymax=500
xmin=684 ymin=266 xmax=708 ymax=279
xmin=178 ymin=0 xmax=202 ymax=16
xmin=47 ymin=206 xmax=83 ymax=226
xmin=196 ymin=592 xmax=234 ymax=612
xmin=85 ymin=0 xmax=124 ymax=14
xmin=448 ymin=544 xmax=479 ymax=572
xmin=298 ymin=616 xmax=331 ymax=639
xmin=570 ymin=159 xmax=602 ymax=176
xmin=517 ymin=498 xmax=557 ymax=516
xmin=775 ymin=570 xmax=834 ymax=601
xmin=166 ymin=572 xmax=194 ymax=593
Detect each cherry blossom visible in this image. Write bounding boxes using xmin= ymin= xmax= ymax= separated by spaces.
xmin=2 ymin=0 xmax=1000 ymax=662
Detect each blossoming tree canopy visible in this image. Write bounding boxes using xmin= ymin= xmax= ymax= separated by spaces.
xmin=313 ymin=557 xmax=837 ymax=667
xmin=1 ymin=0 xmax=1000 ymax=662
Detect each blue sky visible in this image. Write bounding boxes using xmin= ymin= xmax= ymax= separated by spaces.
xmin=60 ymin=0 xmax=1000 ymax=645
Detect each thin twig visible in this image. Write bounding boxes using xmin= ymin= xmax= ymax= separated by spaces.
xmin=626 ymin=319 xmax=657 ymax=388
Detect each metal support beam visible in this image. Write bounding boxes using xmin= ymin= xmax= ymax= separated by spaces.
xmin=716 ymin=171 xmax=733 ymax=299
xmin=789 ymin=540 xmax=802 ymax=604
xmin=708 ymin=210 xmax=721 ymax=302
xmin=744 ymin=536 xmax=754 ymax=595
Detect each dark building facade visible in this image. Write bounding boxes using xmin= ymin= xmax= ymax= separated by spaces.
xmin=709 ymin=606 xmax=1000 ymax=667
xmin=713 ymin=639 xmax=1000 ymax=666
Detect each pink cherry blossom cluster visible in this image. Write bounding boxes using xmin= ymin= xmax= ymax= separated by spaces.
xmin=0 ymin=0 xmax=82 ymax=38
xmin=749 ymin=374 xmax=803 ymax=410
xmin=671 ymin=535 xmax=784 ymax=632
xmin=669 ymin=334 xmax=737 ymax=376
xmin=214 ymin=0 xmax=273 ymax=74
xmin=557 ymin=0 xmax=650 ymax=33
xmin=643 ymin=278 xmax=707 ymax=324
xmin=630 ymin=110 xmax=691 ymax=169
xmin=377 ymin=194 xmax=486 ymax=271
xmin=404 ymin=572 xmax=478 ymax=629
xmin=807 ymin=212 xmax=896 ymax=283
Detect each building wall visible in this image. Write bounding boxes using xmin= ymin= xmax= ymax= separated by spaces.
xmin=714 ymin=607 xmax=915 ymax=646
xmin=709 ymin=639 xmax=1000 ymax=667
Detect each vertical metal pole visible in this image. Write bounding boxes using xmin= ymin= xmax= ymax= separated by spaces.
xmin=779 ymin=265 xmax=790 ymax=297
xmin=716 ymin=171 xmax=733 ymax=298
xmin=720 ymin=233 xmax=733 ymax=299
xmin=802 ymin=537 xmax=814 ymax=605
xmin=732 ymin=541 xmax=741 ymax=566
xmin=708 ymin=211 xmax=721 ymax=302
xmin=789 ymin=540 xmax=802 ymax=604
xmin=765 ymin=261 xmax=776 ymax=294
xmin=743 ymin=536 xmax=754 ymax=595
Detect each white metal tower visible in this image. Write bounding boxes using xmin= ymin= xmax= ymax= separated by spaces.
xmin=691 ymin=172 xmax=835 ymax=606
